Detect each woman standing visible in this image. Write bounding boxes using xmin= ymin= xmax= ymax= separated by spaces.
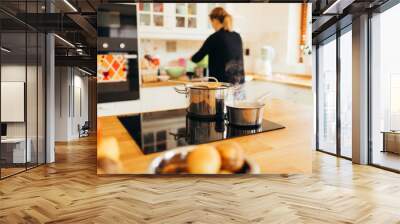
xmin=191 ymin=7 xmax=245 ymax=85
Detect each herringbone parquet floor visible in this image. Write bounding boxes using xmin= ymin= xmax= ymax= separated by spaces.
xmin=1 ymin=136 xmax=400 ymax=224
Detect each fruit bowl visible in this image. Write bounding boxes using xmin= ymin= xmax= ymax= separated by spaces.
xmin=158 ymin=75 xmax=170 ymax=81
xmin=165 ymin=66 xmax=185 ymax=79
xmin=148 ymin=145 xmax=260 ymax=174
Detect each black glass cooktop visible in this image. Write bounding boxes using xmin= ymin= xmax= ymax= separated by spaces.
xmin=118 ymin=109 xmax=285 ymax=155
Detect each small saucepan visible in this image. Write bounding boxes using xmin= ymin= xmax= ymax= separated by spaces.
xmin=226 ymin=93 xmax=270 ymax=127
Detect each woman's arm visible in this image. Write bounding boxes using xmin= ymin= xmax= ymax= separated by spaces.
xmin=191 ymin=36 xmax=213 ymax=63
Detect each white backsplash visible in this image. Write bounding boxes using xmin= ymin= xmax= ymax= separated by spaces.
xmin=139 ymin=39 xmax=203 ymax=67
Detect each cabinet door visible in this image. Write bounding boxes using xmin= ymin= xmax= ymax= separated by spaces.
xmin=174 ymin=3 xmax=198 ymax=29
xmin=138 ymin=3 xmax=165 ymax=27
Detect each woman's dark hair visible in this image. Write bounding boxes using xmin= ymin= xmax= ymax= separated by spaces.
xmin=209 ymin=7 xmax=233 ymax=31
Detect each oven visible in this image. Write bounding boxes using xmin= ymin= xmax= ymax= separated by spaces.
xmin=97 ymin=3 xmax=140 ymax=103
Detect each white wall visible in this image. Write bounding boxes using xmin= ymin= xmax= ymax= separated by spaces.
xmin=55 ymin=67 xmax=89 ymax=141
xmin=231 ymin=3 xmax=311 ymax=75
xmin=140 ymin=39 xmax=203 ymax=67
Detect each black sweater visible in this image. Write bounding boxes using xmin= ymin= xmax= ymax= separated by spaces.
xmin=191 ymin=29 xmax=245 ymax=84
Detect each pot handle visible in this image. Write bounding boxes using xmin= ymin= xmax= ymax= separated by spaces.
xmin=204 ymin=77 xmax=219 ymax=83
xmin=174 ymin=86 xmax=189 ymax=95
xmin=191 ymin=77 xmax=219 ymax=83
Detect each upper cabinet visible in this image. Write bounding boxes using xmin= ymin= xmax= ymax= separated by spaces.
xmin=138 ymin=3 xmax=165 ymax=27
xmin=137 ymin=3 xmax=231 ymax=40
xmin=174 ymin=3 xmax=198 ymax=29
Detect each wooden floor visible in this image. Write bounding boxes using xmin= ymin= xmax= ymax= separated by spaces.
xmin=372 ymin=151 xmax=400 ymax=171
xmin=1 ymin=136 xmax=400 ymax=224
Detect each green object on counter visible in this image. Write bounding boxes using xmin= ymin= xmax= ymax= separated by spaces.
xmin=186 ymin=60 xmax=196 ymax=73
xmin=165 ymin=66 xmax=185 ymax=78
xmin=196 ymin=55 xmax=208 ymax=68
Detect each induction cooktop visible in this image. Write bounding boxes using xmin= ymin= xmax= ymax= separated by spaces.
xmin=118 ymin=109 xmax=285 ymax=155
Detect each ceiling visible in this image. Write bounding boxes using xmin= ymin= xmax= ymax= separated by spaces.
xmin=0 ymin=0 xmax=105 ymax=73
xmin=312 ymin=0 xmax=391 ymax=43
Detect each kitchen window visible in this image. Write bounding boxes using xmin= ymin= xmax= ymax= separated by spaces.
xmin=317 ymin=36 xmax=337 ymax=155
xmin=339 ymin=28 xmax=352 ymax=158
xmin=370 ymin=2 xmax=400 ymax=171
xmin=316 ymin=25 xmax=353 ymax=159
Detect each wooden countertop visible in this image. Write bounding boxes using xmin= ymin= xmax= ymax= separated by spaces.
xmin=97 ymin=99 xmax=312 ymax=174
xmin=141 ymin=81 xmax=181 ymax=88
xmin=249 ymin=74 xmax=312 ymax=88
xmin=141 ymin=74 xmax=312 ymax=89
xmin=141 ymin=75 xmax=190 ymax=88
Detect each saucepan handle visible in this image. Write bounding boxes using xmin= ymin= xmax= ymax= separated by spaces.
xmin=205 ymin=77 xmax=219 ymax=83
xmin=174 ymin=85 xmax=189 ymax=95
xmin=190 ymin=77 xmax=219 ymax=83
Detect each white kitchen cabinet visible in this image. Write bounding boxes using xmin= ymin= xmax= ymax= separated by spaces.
xmin=97 ymin=86 xmax=188 ymax=117
xmin=137 ymin=3 xmax=231 ymax=41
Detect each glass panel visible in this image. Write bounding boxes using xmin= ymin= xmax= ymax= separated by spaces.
xmin=139 ymin=14 xmax=151 ymax=26
xmin=1 ymin=30 xmax=27 ymax=177
xmin=27 ymin=31 xmax=38 ymax=169
xmin=153 ymin=3 xmax=163 ymax=13
xmin=188 ymin=3 xmax=197 ymax=15
xmin=153 ymin=15 xmax=164 ymax=27
xmin=188 ymin=17 xmax=197 ymax=28
xmin=340 ymin=30 xmax=352 ymax=158
xmin=371 ymin=4 xmax=400 ymax=171
xmin=317 ymin=38 xmax=337 ymax=154
xmin=176 ymin=17 xmax=185 ymax=28
xmin=176 ymin=3 xmax=187 ymax=15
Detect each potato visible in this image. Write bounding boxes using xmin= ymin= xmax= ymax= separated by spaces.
xmin=187 ymin=145 xmax=221 ymax=174
xmin=161 ymin=162 xmax=187 ymax=174
xmin=216 ymin=142 xmax=245 ymax=172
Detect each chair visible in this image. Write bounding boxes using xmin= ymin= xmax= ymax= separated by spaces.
xmin=78 ymin=121 xmax=90 ymax=138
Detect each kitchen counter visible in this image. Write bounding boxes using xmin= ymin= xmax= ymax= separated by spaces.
xmin=141 ymin=81 xmax=181 ymax=88
xmin=248 ymin=74 xmax=312 ymax=89
xmin=97 ymin=98 xmax=312 ymax=174
xmin=141 ymin=73 xmax=312 ymax=89
xmin=141 ymin=75 xmax=190 ymax=88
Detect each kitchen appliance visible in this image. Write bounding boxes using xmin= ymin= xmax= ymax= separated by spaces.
xmin=174 ymin=77 xmax=232 ymax=119
xmin=257 ymin=46 xmax=275 ymax=76
xmin=97 ymin=4 xmax=140 ymax=103
xmin=117 ymin=109 xmax=285 ymax=155
xmin=382 ymin=131 xmax=400 ymax=154
xmin=185 ymin=116 xmax=225 ymax=144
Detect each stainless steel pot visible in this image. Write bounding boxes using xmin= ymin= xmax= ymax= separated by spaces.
xmin=174 ymin=77 xmax=232 ymax=118
xmin=226 ymin=102 xmax=265 ymax=126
